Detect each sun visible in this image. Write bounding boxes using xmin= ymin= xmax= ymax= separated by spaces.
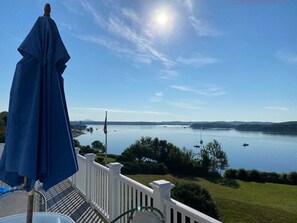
xmin=157 ymin=12 xmax=168 ymax=26
xmin=151 ymin=7 xmax=174 ymax=35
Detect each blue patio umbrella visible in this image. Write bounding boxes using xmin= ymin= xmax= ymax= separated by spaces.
xmin=0 ymin=4 xmax=78 ymax=193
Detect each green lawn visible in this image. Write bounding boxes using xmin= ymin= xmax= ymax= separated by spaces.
xmin=126 ymin=174 xmax=297 ymax=223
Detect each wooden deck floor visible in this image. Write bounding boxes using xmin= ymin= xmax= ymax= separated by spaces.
xmin=39 ymin=180 xmax=105 ymax=223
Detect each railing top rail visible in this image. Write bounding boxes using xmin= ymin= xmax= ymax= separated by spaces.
xmin=77 ymin=154 xmax=86 ymax=161
xmin=119 ymin=174 xmax=153 ymax=194
xmin=93 ymin=161 xmax=109 ymax=173
xmin=163 ymin=198 xmax=222 ymax=223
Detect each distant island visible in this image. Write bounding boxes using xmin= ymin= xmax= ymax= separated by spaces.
xmin=71 ymin=120 xmax=297 ymax=135
xmin=190 ymin=121 xmax=297 ymax=135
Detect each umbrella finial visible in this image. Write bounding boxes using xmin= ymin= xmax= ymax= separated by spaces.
xmin=44 ymin=3 xmax=51 ymax=17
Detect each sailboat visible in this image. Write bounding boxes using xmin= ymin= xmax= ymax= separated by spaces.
xmin=194 ymin=128 xmax=203 ymax=148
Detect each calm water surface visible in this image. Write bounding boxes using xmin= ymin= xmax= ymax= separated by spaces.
xmin=76 ymin=125 xmax=297 ymax=173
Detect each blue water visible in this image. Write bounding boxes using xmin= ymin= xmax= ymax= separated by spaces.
xmin=76 ymin=125 xmax=297 ymax=173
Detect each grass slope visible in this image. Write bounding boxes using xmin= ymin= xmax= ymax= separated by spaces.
xmin=126 ymin=174 xmax=297 ymax=223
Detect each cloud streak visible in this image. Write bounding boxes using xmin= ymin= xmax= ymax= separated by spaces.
xmin=70 ymin=107 xmax=172 ymax=116
xmin=189 ymin=16 xmax=222 ymax=37
xmin=275 ymin=50 xmax=297 ymax=64
xmin=68 ymin=0 xmax=220 ymax=70
xmin=176 ymin=55 xmax=219 ymax=67
xmin=171 ymin=85 xmax=226 ymax=96
xmin=70 ymin=1 xmax=175 ymax=68
xmin=265 ymin=106 xmax=289 ymax=111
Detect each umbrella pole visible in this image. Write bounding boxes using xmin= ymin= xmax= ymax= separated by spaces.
xmin=24 ymin=177 xmax=35 ymax=223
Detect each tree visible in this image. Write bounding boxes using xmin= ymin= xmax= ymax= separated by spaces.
xmin=117 ymin=136 xmax=202 ymax=175
xmin=288 ymin=172 xmax=297 ymax=185
xmin=199 ymin=140 xmax=229 ymax=173
xmin=171 ymin=182 xmax=219 ymax=219
xmin=0 ymin=111 xmax=8 ymax=143
xmin=73 ymin=139 xmax=81 ymax=147
xmin=91 ymin=140 xmax=106 ymax=153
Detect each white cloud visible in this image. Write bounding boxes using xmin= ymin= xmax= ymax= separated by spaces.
xmin=62 ymin=0 xmax=84 ymax=15
xmin=275 ymin=50 xmax=297 ymax=64
xmin=75 ymin=34 xmax=152 ymax=64
xmin=79 ymin=0 xmax=106 ymax=27
xmin=177 ymin=0 xmax=194 ymax=12
xmin=107 ymin=16 xmax=175 ymax=67
xmin=171 ymin=85 xmax=195 ymax=92
xmin=70 ymin=1 xmax=175 ymax=68
xmin=171 ymin=84 xmax=226 ymax=96
xmin=150 ymin=97 xmax=205 ymax=110
xmin=70 ymin=107 xmax=172 ymax=116
xmin=61 ymin=22 xmax=75 ymax=31
xmin=176 ymin=55 xmax=219 ymax=67
xmin=121 ymin=8 xmax=142 ymax=25
xmin=189 ymin=16 xmax=222 ymax=37
xmin=168 ymin=101 xmax=205 ymax=110
xmin=265 ymin=106 xmax=289 ymax=111
xmin=159 ymin=70 xmax=179 ymax=80
xmin=155 ymin=92 xmax=163 ymax=97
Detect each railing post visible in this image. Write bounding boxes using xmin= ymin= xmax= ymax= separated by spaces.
xmin=85 ymin=153 xmax=96 ymax=202
xmin=150 ymin=180 xmax=174 ymax=222
xmin=108 ymin=162 xmax=123 ymax=221
xmin=71 ymin=147 xmax=80 ymax=187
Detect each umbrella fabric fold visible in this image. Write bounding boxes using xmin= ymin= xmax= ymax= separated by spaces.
xmin=0 ymin=16 xmax=78 ymax=192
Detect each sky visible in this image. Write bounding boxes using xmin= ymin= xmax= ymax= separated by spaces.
xmin=0 ymin=0 xmax=296 ymax=122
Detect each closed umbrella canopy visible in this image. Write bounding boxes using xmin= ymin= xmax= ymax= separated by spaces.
xmin=0 ymin=14 xmax=78 ymax=192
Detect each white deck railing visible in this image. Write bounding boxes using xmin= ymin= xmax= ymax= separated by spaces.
xmin=71 ymin=149 xmax=221 ymax=223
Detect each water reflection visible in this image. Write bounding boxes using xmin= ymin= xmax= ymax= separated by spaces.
xmin=76 ymin=125 xmax=297 ymax=173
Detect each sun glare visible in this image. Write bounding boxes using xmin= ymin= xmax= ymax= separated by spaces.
xmin=157 ymin=12 xmax=168 ymax=25
xmin=151 ymin=7 xmax=175 ymax=35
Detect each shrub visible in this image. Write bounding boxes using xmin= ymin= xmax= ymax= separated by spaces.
xmin=79 ymin=145 xmax=98 ymax=155
xmin=224 ymin=169 xmax=237 ymax=178
xmin=249 ymin=169 xmax=261 ymax=182
xmin=288 ymin=172 xmax=297 ymax=185
xmin=236 ymin=168 xmax=249 ymax=181
xmin=107 ymin=154 xmax=118 ymax=159
xmin=121 ymin=162 xmax=168 ymax=175
xmin=223 ymin=168 xmax=295 ymax=185
xmin=171 ymin=182 xmax=219 ymax=219
xmin=121 ymin=162 xmax=142 ymax=174
xmin=279 ymin=173 xmax=289 ymax=184
xmin=265 ymin=172 xmax=281 ymax=183
xmin=95 ymin=156 xmax=104 ymax=163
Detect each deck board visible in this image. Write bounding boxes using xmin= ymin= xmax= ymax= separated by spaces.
xmin=39 ymin=180 xmax=105 ymax=223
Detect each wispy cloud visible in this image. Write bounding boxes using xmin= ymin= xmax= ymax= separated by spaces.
xmin=70 ymin=107 xmax=172 ymax=116
xmin=67 ymin=0 xmax=218 ymax=71
xmin=189 ymin=16 xmax=222 ymax=37
xmin=184 ymin=0 xmax=194 ymax=12
xmin=176 ymin=55 xmax=219 ymax=67
xmin=150 ymin=96 xmax=205 ymax=110
xmin=125 ymin=73 xmax=143 ymax=83
xmin=121 ymin=7 xmax=142 ymax=25
xmin=155 ymin=92 xmax=163 ymax=97
xmin=69 ymin=1 xmax=175 ymax=68
xmin=61 ymin=22 xmax=75 ymax=31
xmin=75 ymin=34 xmax=152 ymax=64
xmin=265 ymin=106 xmax=289 ymax=111
xmin=79 ymin=0 xmax=106 ymax=27
xmin=171 ymin=85 xmax=196 ymax=92
xmin=171 ymin=84 xmax=226 ymax=96
xmin=275 ymin=50 xmax=297 ymax=64
xmin=62 ymin=0 xmax=84 ymax=15
xmin=168 ymin=101 xmax=205 ymax=110
xmin=177 ymin=0 xmax=194 ymax=12
xmin=159 ymin=69 xmax=179 ymax=80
